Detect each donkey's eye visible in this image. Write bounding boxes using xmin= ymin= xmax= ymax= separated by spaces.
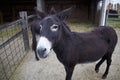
xmin=40 ymin=25 xmax=42 ymax=30
xmin=50 ymin=24 xmax=59 ymax=32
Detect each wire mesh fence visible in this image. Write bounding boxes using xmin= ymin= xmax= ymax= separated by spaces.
xmin=0 ymin=19 xmax=26 ymax=80
xmin=0 ymin=12 xmax=34 ymax=80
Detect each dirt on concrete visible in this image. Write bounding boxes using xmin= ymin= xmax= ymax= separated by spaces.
xmin=10 ymin=29 xmax=120 ymax=80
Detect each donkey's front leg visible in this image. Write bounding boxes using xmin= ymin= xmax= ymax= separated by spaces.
xmin=32 ymin=41 xmax=39 ymax=61
xmin=32 ymin=33 xmax=39 ymax=61
xmin=64 ymin=65 xmax=75 ymax=80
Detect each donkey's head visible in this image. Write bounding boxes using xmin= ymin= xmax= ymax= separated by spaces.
xmin=35 ymin=6 xmax=74 ymax=58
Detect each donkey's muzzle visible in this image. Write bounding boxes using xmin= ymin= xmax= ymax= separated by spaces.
xmin=37 ymin=48 xmax=47 ymax=58
xmin=36 ymin=36 xmax=52 ymax=58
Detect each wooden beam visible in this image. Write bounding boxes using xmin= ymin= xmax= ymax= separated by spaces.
xmin=95 ymin=0 xmax=102 ymax=25
xmin=36 ymin=0 xmax=45 ymax=11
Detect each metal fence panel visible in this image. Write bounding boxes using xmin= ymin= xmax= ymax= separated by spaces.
xmin=0 ymin=11 xmax=35 ymax=80
xmin=106 ymin=12 xmax=120 ymax=28
xmin=0 ymin=19 xmax=26 ymax=80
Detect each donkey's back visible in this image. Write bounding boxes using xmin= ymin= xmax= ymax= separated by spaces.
xmin=73 ymin=26 xmax=118 ymax=63
xmin=81 ymin=26 xmax=117 ymax=49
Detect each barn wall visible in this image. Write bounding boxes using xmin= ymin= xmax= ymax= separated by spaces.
xmin=0 ymin=1 xmax=36 ymax=22
xmin=45 ymin=0 xmax=89 ymax=22
xmin=0 ymin=0 xmax=99 ymax=23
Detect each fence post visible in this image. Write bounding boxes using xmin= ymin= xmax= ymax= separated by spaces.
xmin=99 ymin=0 xmax=108 ymax=26
xmin=105 ymin=9 xmax=109 ymax=26
xmin=19 ymin=11 xmax=30 ymax=51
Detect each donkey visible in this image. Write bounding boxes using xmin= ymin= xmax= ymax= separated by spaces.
xmin=30 ymin=7 xmax=118 ymax=80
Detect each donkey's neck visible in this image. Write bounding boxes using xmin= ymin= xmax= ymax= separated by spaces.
xmin=53 ymin=36 xmax=70 ymax=62
xmin=53 ymin=27 xmax=72 ymax=61
xmin=53 ymin=22 xmax=72 ymax=49
xmin=53 ymin=35 xmax=70 ymax=50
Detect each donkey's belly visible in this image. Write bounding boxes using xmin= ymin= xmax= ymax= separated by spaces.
xmin=79 ymin=51 xmax=106 ymax=63
xmin=78 ymin=41 xmax=108 ymax=63
xmin=87 ymin=50 xmax=106 ymax=62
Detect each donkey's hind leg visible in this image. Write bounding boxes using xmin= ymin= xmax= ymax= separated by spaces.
xmin=95 ymin=55 xmax=106 ymax=73
xmin=102 ymin=54 xmax=112 ymax=79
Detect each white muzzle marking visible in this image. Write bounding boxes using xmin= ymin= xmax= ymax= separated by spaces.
xmin=36 ymin=36 xmax=52 ymax=58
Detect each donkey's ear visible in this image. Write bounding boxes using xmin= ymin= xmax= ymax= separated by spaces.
xmin=56 ymin=6 xmax=75 ymax=20
xmin=50 ymin=6 xmax=56 ymax=14
xmin=34 ymin=7 xmax=46 ymax=19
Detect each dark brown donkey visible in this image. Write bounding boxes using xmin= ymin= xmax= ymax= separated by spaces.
xmin=30 ymin=7 xmax=118 ymax=80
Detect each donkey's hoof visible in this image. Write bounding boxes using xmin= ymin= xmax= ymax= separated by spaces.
xmin=36 ymin=59 xmax=39 ymax=61
xmin=36 ymin=58 xmax=40 ymax=61
xmin=102 ymin=75 xmax=107 ymax=79
xmin=95 ymin=69 xmax=99 ymax=73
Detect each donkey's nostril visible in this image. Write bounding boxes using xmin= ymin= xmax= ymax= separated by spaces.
xmin=37 ymin=48 xmax=48 ymax=58
xmin=43 ymin=48 xmax=46 ymax=52
xmin=38 ymin=48 xmax=46 ymax=54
